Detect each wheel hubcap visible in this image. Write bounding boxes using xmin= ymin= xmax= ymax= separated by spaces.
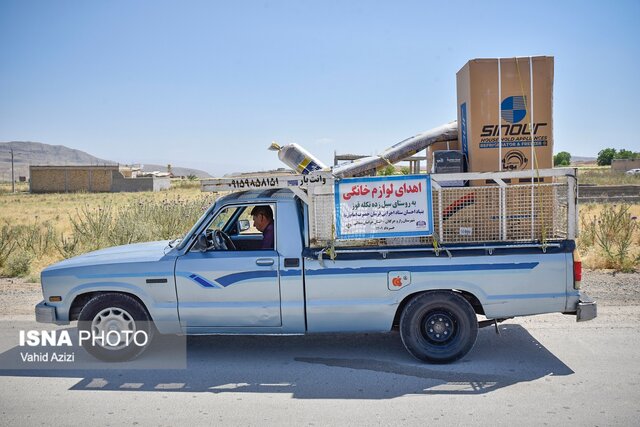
xmin=91 ymin=307 xmax=136 ymax=350
xmin=422 ymin=312 xmax=455 ymax=343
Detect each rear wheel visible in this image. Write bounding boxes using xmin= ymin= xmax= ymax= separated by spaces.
xmin=399 ymin=291 xmax=478 ymax=364
xmin=78 ymin=293 xmax=154 ymax=362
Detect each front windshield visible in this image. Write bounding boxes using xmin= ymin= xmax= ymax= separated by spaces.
xmin=176 ymin=200 xmax=219 ymax=250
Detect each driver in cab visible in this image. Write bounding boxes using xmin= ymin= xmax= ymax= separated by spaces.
xmin=250 ymin=205 xmax=274 ymax=250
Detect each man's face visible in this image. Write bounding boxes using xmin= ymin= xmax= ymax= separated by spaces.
xmin=252 ymin=213 xmax=268 ymax=232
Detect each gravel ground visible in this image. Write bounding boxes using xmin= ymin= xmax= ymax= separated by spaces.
xmin=0 ymin=278 xmax=42 ymax=316
xmin=0 ymin=270 xmax=637 ymax=317
xmin=580 ymin=270 xmax=640 ymax=306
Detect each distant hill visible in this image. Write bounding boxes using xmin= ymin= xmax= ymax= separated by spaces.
xmin=0 ymin=141 xmax=115 ymax=179
xmin=572 ymin=156 xmax=597 ymax=164
xmin=0 ymin=141 xmax=212 ymax=180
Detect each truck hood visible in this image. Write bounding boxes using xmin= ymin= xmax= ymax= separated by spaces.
xmin=43 ymin=240 xmax=174 ymax=272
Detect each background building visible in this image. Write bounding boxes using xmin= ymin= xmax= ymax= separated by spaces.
xmin=29 ymin=165 xmax=170 ymax=193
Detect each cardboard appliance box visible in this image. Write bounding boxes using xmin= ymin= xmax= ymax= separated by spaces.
xmin=456 ymin=56 xmax=554 ymax=185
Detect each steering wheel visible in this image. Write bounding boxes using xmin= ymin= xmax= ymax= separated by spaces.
xmin=212 ymin=230 xmax=236 ymax=251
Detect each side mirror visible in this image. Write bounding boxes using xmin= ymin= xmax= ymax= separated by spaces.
xmin=238 ymin=219 xmax=250 ymax=232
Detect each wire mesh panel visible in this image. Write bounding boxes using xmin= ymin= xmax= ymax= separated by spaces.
xmin=553 ymin=184 xmax=569 ymax=240
xmin=433 ymin=186 xmax=502 ymax=243
xmin=309 ymin=192 xmax=336 ymax=245
xmin=503 ymin=184 xmax=564 ymax=241
xmin=307 ymin=170 xmax=575 ymax=248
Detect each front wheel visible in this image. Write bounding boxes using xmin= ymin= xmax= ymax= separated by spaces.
xmin=78 ymin=293 xmax=155 ymax=362
xmin=399 ymin=291 xmax=478 ymax=364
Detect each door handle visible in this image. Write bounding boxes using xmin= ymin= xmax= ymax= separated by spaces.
xmin=256 ymin=258 xmax=274 ymax=266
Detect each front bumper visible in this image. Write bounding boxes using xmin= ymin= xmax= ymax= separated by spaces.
xmin=576 ymin=293 xmax=597 ymax=322
xmin=35 ymin=300 xmax=69 ymax=325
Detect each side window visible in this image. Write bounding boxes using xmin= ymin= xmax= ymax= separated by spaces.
xmin=207 ymin=206 xmax=239 ymax=232
xmin=193 ymin=203 xmax=276 ymax=252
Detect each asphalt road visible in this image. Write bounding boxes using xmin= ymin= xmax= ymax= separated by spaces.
xmin=0 ymin=304 xmax=638 ymax=426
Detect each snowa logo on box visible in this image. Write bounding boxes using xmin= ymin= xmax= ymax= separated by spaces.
xmin=478 ymin=96 xmax=548 ymax=147
xmin=501 ymin=96 xmax=527 ymax=124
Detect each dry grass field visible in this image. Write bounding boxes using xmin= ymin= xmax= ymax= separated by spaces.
xmin=0 ymin=174 xmax=638 ymax=280
xmin=0 ymin=180 xmax=204 ymax=230
xmin=577 ymin=166 xmax=640 ymax=185
xmin=0 ymin=180 xmax=216 ymax=280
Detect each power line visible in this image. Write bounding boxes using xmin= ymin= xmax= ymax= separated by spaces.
xmin=11 ymin=147 xmax=15 ymax=193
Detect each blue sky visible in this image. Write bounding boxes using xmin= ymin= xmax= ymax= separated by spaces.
xmin=1 ymin=0 xmax=638 ymax=175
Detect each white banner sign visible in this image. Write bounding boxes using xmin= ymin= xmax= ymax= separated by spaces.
xmin=334 ymin=175 xmax=433 ymax=239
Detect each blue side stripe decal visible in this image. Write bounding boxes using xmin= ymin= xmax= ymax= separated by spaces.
xmin=175 ymin=271 xmax=223 ymax=288
xmin=216 ymin=270 xmax=278 ymax=287
xmin=305 ymin=262 xmax=538 ymax=277
xmin=181 ymin=262 xmax=537 ymax=289
xmin=189 ymin=274 xmax=217 ymax=288
xmin=78 ymin=262 xmax=537 ymax=290
xmin=176 ymin=270 xmax=280 ymax=288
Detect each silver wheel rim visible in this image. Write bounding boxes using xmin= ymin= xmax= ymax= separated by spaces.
xmin=91 ymin=307 xmax=136 ymax=350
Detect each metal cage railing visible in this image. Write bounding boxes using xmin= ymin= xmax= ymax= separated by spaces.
xmin=202 ymin=168 xmax=578 ymax=250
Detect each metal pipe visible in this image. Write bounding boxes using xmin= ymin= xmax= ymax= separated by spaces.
xmin=332 ymin=121 xmax=458 ymax=178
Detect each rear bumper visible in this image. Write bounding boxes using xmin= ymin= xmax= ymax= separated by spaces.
xmin=35 ymin=301 xmax=69 ymax=325
xmin=576 ymin=293 xmax=597 ymax=322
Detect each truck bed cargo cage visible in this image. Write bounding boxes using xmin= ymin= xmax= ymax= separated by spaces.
xmin=201 ymin=168 xmax=578 ymax=249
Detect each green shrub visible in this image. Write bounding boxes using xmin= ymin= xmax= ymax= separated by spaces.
xmin=53 ymin=233 xmax=84 ymax=259
xmin=578 ymin=208 xmax=597 ymax=249
xmin=3 ymin=250 xmax=33 ymax=277
xmin=18 ymin=221 xmax=56 ymax=256
xmin=64 ymin=196 xmax=213 ymax=253
xmin=0 ymin=223 xmax=19 ymax=267
xmin=590 ymin=204 xmax=639 ymax=272
xmin=69 ymin=204 xmax=115 ymax=251
xmin=377 ymin=165 xmax=397 ymax=176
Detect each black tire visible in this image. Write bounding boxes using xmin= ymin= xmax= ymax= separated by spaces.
xmin=78 ymin=293 xmax=155 ymax=362
xmin=399 ymin=291 xmax=478 ymax=364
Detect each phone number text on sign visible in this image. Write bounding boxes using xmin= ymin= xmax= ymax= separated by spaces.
xmin=334 ymin=175 xmax=433 ymax=239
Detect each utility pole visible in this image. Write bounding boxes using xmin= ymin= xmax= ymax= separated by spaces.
xmin=10 ymin=147 xmax=15 ymax=193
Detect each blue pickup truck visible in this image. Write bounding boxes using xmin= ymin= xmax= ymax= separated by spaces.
xmin=36 ymin=171 xmax=596 ymax=364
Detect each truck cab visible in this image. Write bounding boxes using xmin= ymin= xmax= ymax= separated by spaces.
xmin=173 ymin=190 xmax=307 ymax=333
